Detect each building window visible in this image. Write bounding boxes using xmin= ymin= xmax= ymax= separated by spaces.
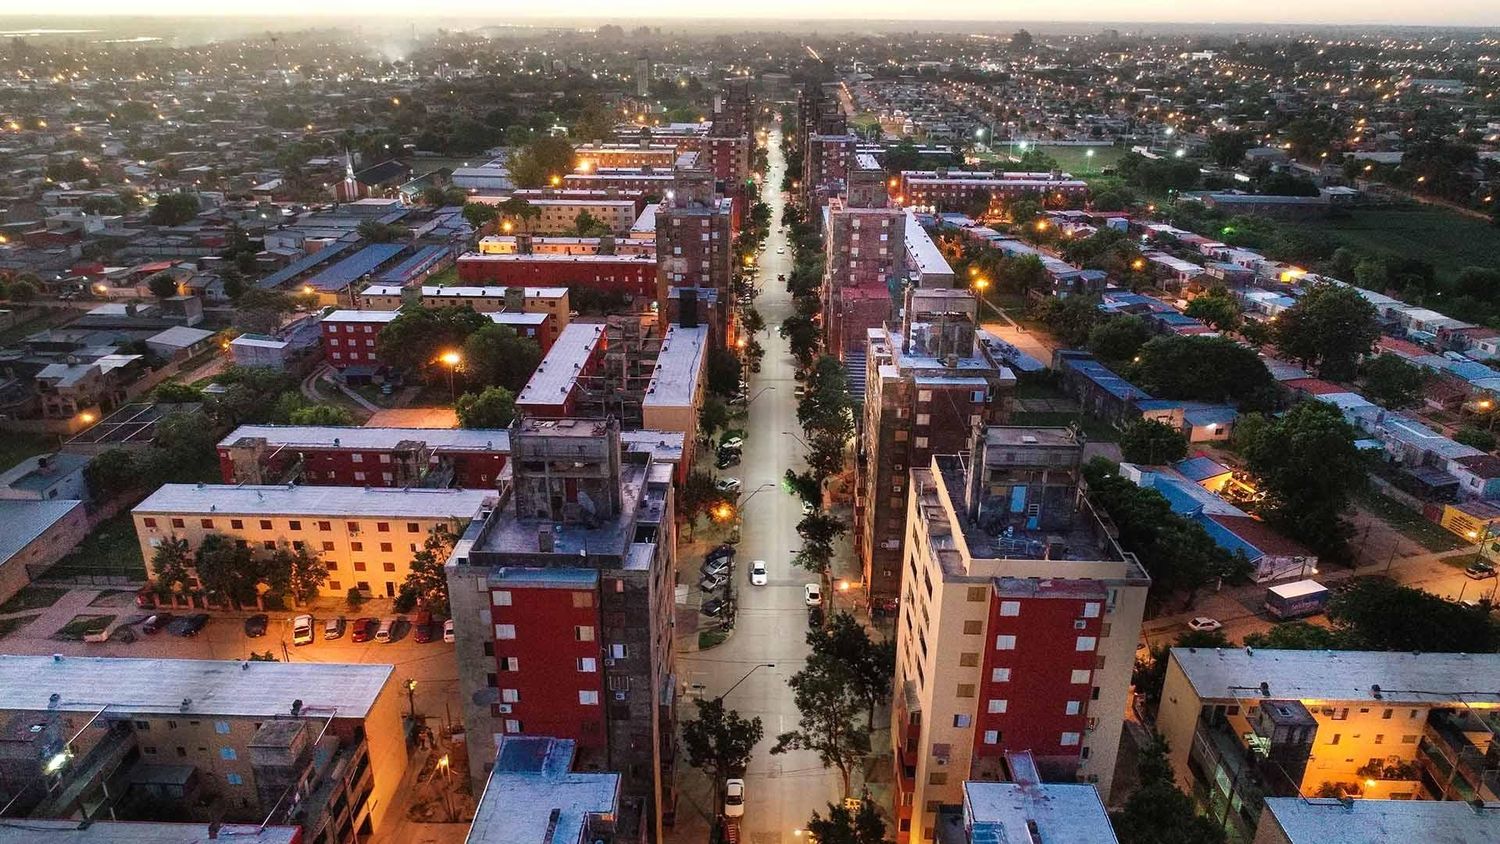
xmin=574 ymin=625 xmax=595 ymax=642
xmin=995 ymin=634 xmax=1016 ymax=650
xmin=987 ymin=699 xmax=1008 ymax=714
xmin=220 ymin=747 xmax=237 ymax=760
xmin=322 ymin=541 xmax=335 ymax=551
xmin=501 ymin=689 xmax=520 ymax=703
xmin=288 ymin=520 xmax=301 ymax=531
xmin=609 ymin=644 xmax=627 ymax=659
xmin=143 ymin=518 xmax=157 ymax=528
xmin=1082 ymin=602 xmax=1101 ymax=618
xmin=498 ymin=657 xmax=518 ymax=671
xmin=966 ymin=586 xmax=986 ymax=602
xmin=914 ymin=437 xmax=929 ymax=449
xmin=504 ymin=719 xmax=522 ymax=733
xmin=953 ymin=714 xmax=971 ymax=728
xmin=1060 ymin=732 xmax=1081 ymax=747
xmin=1075 ymin=636 xmax=1097 ymax=652
xmin=928 ymin=772 xmax=947 ymax=786
xmin=578 ymin=658 xmax=597 ymax=672
xmin=495 ymin=624 xmax=516 ymax=640
xmin=227 ymin=773 xmax=243 ymax=786
xmin=382 ymin=562 xmax=396 ymax=572
xmin=962 ymin=620 xmax=983 ymax=635
xmin=492 ymin=590 xmax=512 ymax=606
xmin=983 ymin=730 xmax=999 ymax=745
xmin=1071 ymin=669 xmax=1092 ymax=684
xmin=214 ymin=721 xmax=230 ymax=735
xmin=991 ymin=668 xmax=1012 ymax=683
xmin=959 ymin=652 xmax=979 ymax=667
xmin=171 ymin=518 xmax=185 ymax=529
xmin=200 ymin=518 xmax=214 ymax=529
xmin=377 ymin=522 xmax=390 ymax=532
xmin=579 ymin=690 xmax=600 ymax=705
xmin=351 ymin=542 xmax=363 ymax=552
xmin=956 ymin=684 xmax=976 ymax=698
xmin=380 ymin=542 xmax=393 ymax=553
xmin=407 ymin=522 xmax=420 ymax=533
xmin=1065 ymin=701 xmax=1082 ymax=715
xmin=572 ymin=591 xmax=594 ymax=608
xmin=999 ymin=600 xmax=1021 ymax=617
xmin=258 ymin=519 xmax=271 ymax=530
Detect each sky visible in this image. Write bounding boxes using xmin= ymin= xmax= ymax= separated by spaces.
xmin=5 ymin=1 xmax=1500 ymax=26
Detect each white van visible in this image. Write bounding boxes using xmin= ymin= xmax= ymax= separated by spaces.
xmin=375 ymin=618 xmax=395 ymax=643
xmin=292 ymin=614 xmax=314 ymax=646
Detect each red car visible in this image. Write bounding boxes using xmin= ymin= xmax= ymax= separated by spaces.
xmin=351 ymin=617 xmax=379 ymax=643
xmin=412 ymin=610 xmax=434 ymax=643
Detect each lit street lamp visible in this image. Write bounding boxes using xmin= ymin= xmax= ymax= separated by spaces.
xmin=439 ymin=350 xmax=462 ymax=403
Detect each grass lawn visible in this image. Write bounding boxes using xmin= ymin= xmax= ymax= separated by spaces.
xmin=0 ymin=614 xmax=39 ymax=640
xmin=1011 ymin=410 xmax=1118 ymax=443
xmin=53 ymin=614 xmax=114 ymax=640
xmin=698 ymin=628 xmax=729 ymax=649
xmin=41 ymin=513 xmax=148 ymax=582
xmin=0 ymin=586 xmax=69 ymax=616
xmin=1353 ymin=487 xmax=1465 ymax=553
xmin=428 ymin=266 xmax=461 ymax=287
xmin=1291 ymin=208 xmax=1500 ymax=287
xmin=0 ymin=431 xmax=58 ymax=473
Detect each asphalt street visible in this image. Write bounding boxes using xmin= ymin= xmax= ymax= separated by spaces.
xmin=670 ymin=126 xmax=844 ymax=844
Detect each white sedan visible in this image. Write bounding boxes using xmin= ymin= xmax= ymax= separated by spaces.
xmin=724 ymin=778 xmax=745 ymax=818
xmin=1187 ymin=617 xmax=1223 ymax=633
xmin=749 ymin=560 xmax=768 ymax=586
xmin=715 ymin=477 xmax=742 ymax=493
xmin=804 ymin=583 xmax=823 ymax=607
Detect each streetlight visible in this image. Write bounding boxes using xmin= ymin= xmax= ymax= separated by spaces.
xmin=717 ymin=662 xmax=775 ymax=702
xmin=436 ymin=753 xmax=457 ymax=821
xmin=439 ymin=350 xmax=462 ymax=403
xmin=782 ymin=429 xmax=811 ymax=450
xmin=405 ymin=678 xmax=418 ymax=722
xmin=743 ymin=386 xmax=775 ymax=406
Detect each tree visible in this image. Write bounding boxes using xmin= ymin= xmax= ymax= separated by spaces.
xmin=572 ymin=210 xmax=611 ymax=237
xmin=1131 ymin=335 xmax=1277 ymax=409
xmin=699 ymin=396 xmax=731 ymax=442
xmin=7 ymin=279 xmax=37 ymax=303
xmin=1120 ymin=419 xmax=1189 ymax=465
xmin=1088 ymin=315 xmax=1152 ymax=365
xmin=1327 ymin=579 xmax=1499 ymax=653
xmin=138 ymin=410 xmax=219 ymax=487
xmin=287 ymin=404 xmax=355 ymax=426
xmin=396 ymin=526 xmax=459 ymax=614
xmin=678 ymin=469 xmax=731 ymax=528
xmin=464 ymin=323 xmax=542 ymax=392
xmin=509 ymin=135 xmax=575 ymax=188
xmin=1273 ymin=282 xmax=1379 ymax=380
xmin=794 ymin=511 xmax=847 ymax=581
xmin=149 ymin=192 xmax=200 ymax=226
xmin=150 ymin=536 xmax=194 ymax=596
xmin=780 ymin=314 xmax=820 ymax=369
xmin=357 ymin=219 xmax=405 ymax=243
xmin=195 ymin=534 xmax=259 ymax=607
xmin=1010 ymin=28 xmax=1034 ymax=50
xmin=1206 ymin=131 xmax=1254 ymax=167
xmin=1111 ymin=734 xmax=1227 ymax=844
xmin=455 ymin=386 xmax=517 ymax=429
xmin=784 ymin=469 xmax=821 ymax=506
xmin=1455 ymin=427 xmax=1497 ymax=452
xmin=461 ymin=202 xmax=498 ymax=228
xmin=85 ymin=449 xmax=138 ymax=500
xmin=377 ymin=305 xmax=490 ymax=375
xmin=994 ymin=253 xmax=1048 ymax=296
xmin=278 ymin=543 xmax=329 ymax=605
xmin=153 ymin=382 xmax=203 ymax=404
xmin=808 ymin=612 xmax=895 ymax=729
xmin=681 ymin=697 xmax=763 ymax=809
xmin=1242 ymin=622 xmax=1348 ymax=650
xmin=772 ymin=660 xmax=870 ymax=797
xmin=1029 ymin=295 xmax=1100 ymax=346
xmin=1133 ymin=629 xmax=1232 ymax=713
xmin=705 ymin=347 xmax=743 ymax=397
xmin=1244 ymin=401 xmax=1364 ymax=557
xmin=804 ymin=800 xmax=885 ymax=844
xmin=1184 ymin=287 xmax=1242 ymax=332
xmin=147 ymin=273 xmax=179 ymax=299
xmin=1360 ymin=354 xmax=1427 ymax=409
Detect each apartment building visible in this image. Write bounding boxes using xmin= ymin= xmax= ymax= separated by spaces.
xmin=476 ymin=235 xmax=656 ymax=258
xmin=1159 ymin=647 xmax=1500 ymax=840
xmin=320 ymin=308 xmax=556 ymax=369
xmin=217 ymin=424 xmax=511 ymax=489
xmin=466 ymin=735 xmax=626 ymax=844
xmin=892 ymin=428 xmax=1150 ymax=843
xmin=857 ymin=287 xmax=1015 ymax=602
xmin=821 ymin=197 xmax=907 ymax=359
xmin=564 ymin=169 xmax=677 ymax=194
xmin=654 ymin=170 xmax=734 ymax=345
xmin=640 ymin=324 xmax=709 ymax=480
xmin=491 ymin=198 xmax=639 ymax=236
xmin=0 ymin=655 xmax=405 ymax=844
xmin=356 ymin=284 xmax=570 ymax=324
xmin=131 ymin=485 xmax=492 ymax=600
xmin=574 ymin=141 xmax=680 ymax=171
xmin=0 ymin=822 xmax=301 ymax=844
xmin=1252 ymin=797 xmax=1500 ymax=844
xmin=456 ymin=252 xmax=658 ymax=302
xmin=894 ymin=170 xmax=1089 ymax=211
xmin=445 ymin=417 xmax=677 ymax=843
xmin=937 ymin=752 xmax=1118 ymax=844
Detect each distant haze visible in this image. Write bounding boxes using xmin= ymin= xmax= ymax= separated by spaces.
xmin=4 ymin=1 xmax=1500 ymax=28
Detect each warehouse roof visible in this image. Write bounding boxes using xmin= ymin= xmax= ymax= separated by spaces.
xmin=304 ymin=243 xmax=406 ymax=292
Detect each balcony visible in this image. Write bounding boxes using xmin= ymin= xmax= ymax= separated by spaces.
xmin=1418 ymin=709 xmax=1500 ymax=802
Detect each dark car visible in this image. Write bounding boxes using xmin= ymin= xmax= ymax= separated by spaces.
xmin=141 ymin=613 xmax=173 ymax=634
xmin=1465 ymin=561 xmax=1497 ymax=580
xmin=351 ymin=617 xmax=379 ymax=643
xmin=168 ymin=613 xmax=209 ymax=637
xmin=808 ymin=605 xmax=824 ymax=629
xmin=701 ymin=597 xmax=728 ymax=617
xmin=706 ymin=545 xmax=735 ymax=564
xmin=716 ymin=449 xmax=741 ymax=469
xmin=413 ymin=611 xmax=435 ymax=644
xmin=243 ymin=614 xmax=269 ymax=638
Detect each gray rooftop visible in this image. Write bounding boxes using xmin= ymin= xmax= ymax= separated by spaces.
xmin=0 ymin=451 xmax=89 ymax=492
xmin=643 ymin=324 xmax=708 ymax=409
xmin=1261 ymin=797 xmax=1500 ymax=844
xmin=518 ymin=322 xmax=605 ymax=405
xmin=984 ymin=426 xmax=1083 ymax=449
xmin=904 ymin=209 xmax=952 ymax=277
xmin=0 ymin=821 xmax=300 ymax=844
xmin=964 ymin=780 xmax=1119 ymax=844
xmin=134 ymin=484 xmax=493 ymax=519
xmin=1170 ymin=648 xmax=1500 ymax=705
xmin=467 ymin=736 xmax=619 ymax=844
xmin=0 ymin=655 xmax=392 ymax=719
xmin=0 ymin=499 xmax=84 ymax=564
xmin=218 ymin=424 xmax=510 ymax=454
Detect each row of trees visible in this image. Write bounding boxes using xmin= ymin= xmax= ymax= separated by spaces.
xmin=149 ymin=535 xmax=327 ymax=607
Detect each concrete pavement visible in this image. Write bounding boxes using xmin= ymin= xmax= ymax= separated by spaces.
xmin=669 ymin=127 xmax=845 ymax=844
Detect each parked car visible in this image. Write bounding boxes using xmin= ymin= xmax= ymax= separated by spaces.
xmin=1187 ymin=617 xmax=1223 ymax=633
xmin=749 ymin=560 xmax=768 ymax=586
xmin=292 ymin=614 xmax=314 ymax=646
xmin=351 ymin=617 xmax=379 ymax=643
xmin=413 ymin=610 xmax=435 ymax=643
xmin=170 ymin=613 xmax=209 ymax=637
xmin=720 ymin=435 xmax=744 ymax=450
xmin=142 ymin=613 xmax=173 ymax=634
xmin=802 ymin=501 xmax=816 ymax=516
xmin=443 ymin=618 xmax=455 ymax=643
xmin=716 ymin=449 xmax=741 ymax=469
xmin=706 ymin=545 xmax=735 ymax=564
xmin=1465 ymin=561 xmax=1497 ymax=580
xmin=323 ymin=616 xmax=346 ymax=640
xmin=374 ymin=618 xmax=395 ymax=643
xmin=700 ymin=573 xmax=727 ymax=592
xmin=715 ymin=477 xmax=742 ymax=494
xmin=703 ymin=555 xmax=733 ymax=577
xmin=701 ymin=597 xmax=729 ymax=617
xmin=243 ymin=614 xmax=269 ymax=638
xmin=807 ymin=605 xmax=824 ymax=629
xmin=724 ymin=778 xmax=746 ymax=818
xmin=804 ymin=583 xmax=823 ymax=607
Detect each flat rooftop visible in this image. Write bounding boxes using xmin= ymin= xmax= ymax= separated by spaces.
xmin=1260 ymin=797 xmax=1500 ymax=844
xmin=458 ymin=252 xmax=656 ymax=264
xmin=963 ymin=780 xmax=1118 ymax=844
xmin=643 ymin=324 xmax=708 ymax=409
xmin=1169 ymin=647 xmax=1500 ymax=705
xmin=0 ymin=821 xmax=300 ymax=844
xmin=983 ymin=426 xmax=1083 ymax=449
xmin=360 ymin=284 xmax=569 ymax=299
xmin=518 ymin=323 xmax=605 ymax=406
xmin=322 ymin=309 xmax=398 ymax=323
xmin=0 ymin=655 xmax=391 ymax=719
xmin=904 ymin=209 xmax=952 ymax=277
xmin=134 ymin=484 xmax=494 ymax=518
xmin=475 ymin=460 xmax=651 ymax=563
xmin=467 ymin=736 xmax=619 ymax=844
xmin=218 ymin=424 xmax=510 ymax=454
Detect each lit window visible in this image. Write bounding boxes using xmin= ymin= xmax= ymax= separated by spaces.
xmin=991 ymin=668 xmax=1012 ymax=683
xmin=579 ymin=690 xmax=599 ymax=705
xmin=495 ymin=624 xmax=516 ymax=640
xmin=999 ymin=601 xmax=1020 ymax=617
xmin=1075 ymin=636 xmax=1097 ymax=652
xmin=1065 ymin=701 xmax=1082 ymax=715
xmin=995 ymin=634 xmax=1016 ymax=650
xmin=1060 ymin=732 xmax=1081 ymax=747
xmin=987 ymin=699 xmax=1008 ymax=714
xmin=1070 ymin=669 xmax=1092 ymax=684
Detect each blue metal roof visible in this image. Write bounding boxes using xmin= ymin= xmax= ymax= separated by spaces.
xmin=305 ymin=244 xmax=406 ymax=292
xmin=1174 ymin=456 xmax=1231 ymax=483
xmin=376 ymin=244 xmax=449 ymax=285
xmin=255 ymin=238 xmax=358 ymax=290
xmin=1067 ymin=357 xmax=1151 ymax=402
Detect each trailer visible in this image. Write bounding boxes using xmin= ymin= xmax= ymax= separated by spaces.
xmin=1264 ymin=579 xmax=1330 ymax=620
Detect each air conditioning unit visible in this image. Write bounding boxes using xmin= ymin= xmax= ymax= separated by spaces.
xmin=497 ymin=704 xmax=512 ymax=714
xmin=604 ymin=658 xmax=616 ymax=667
xmin=1073 ymin=620 xmax=1088 ymax=630
xmin=614 ymin=691 xmax=627 ymax=701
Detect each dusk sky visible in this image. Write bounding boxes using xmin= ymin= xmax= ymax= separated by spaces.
xmin=8 ymin=1 xmax=1500 ymax=26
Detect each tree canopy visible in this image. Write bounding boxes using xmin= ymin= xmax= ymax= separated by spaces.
xmin=455 ymin=386 xmax=517 ymax=429
xmin=1241 ymin=401 xmax=1364 ymax=557
xmin=1359 ymin=353 xmax=1427 ymax=410
xmin=1120 ymin=419 xmax=1189 ymax=465
xmin=1130 ymin=335 xmax=1277 ymax=409
xmin=1273 ymin=282 xmax=1380 ymax=381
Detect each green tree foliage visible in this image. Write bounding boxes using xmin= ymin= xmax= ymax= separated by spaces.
xmin=138 ymin=410 xmax=219 ymax=487
xmin=1260 ymin=171 xmax=1320 ymax=197
xmin=1359 ymin=354 xmax=1427 ymax=410
xmin=572 ymin=210 xmax=611 ymax=237
xmin=85 ymin=449 xmax=138 ymax=500
xmin=1133 ymin=629 xmax=1232 ymax=713
xmin=1206 ymin=131 xmax=1254 ymax=167
xmin=1083 ymin=458 xmax=1251 ymax=607
xmin=1273 ymin=282 xmax=1380 ymax=380
xmin=1088 ymin=315 xmax=1152 ymax=365
xmin=681 ymin=698 xmax=764 ymax=807
xmin=231 ymin=288 xmax=294 ymax=335
xmin=798 ymin=356 xmax=855 ymax=484
xmin=147 ymin=273 xmax=178 ymax=299
xmin=699 ymin=396 xmax=731 ymax=442
xmin=6 ymin=279 xmax=37 ymax=303
xmin=1328 ymin=579 xmax=1499 ymax=653
xmin=509 ymin=135 xmax=575 ymax=188
xmin=377 ymin=305 xmax=490 ymax=375
xmin=784 ymin=469 xmax=821 ymax=507
xmin=1119 ymin=153 xmax=1201 ymax=194
xmin=808 ymin=612 xmax=896 ymax=729
xmin=153 ymin=382 xmax=203 ymax=404
xmin=794 ymin=512 xmax=847 ymax=579
xmin=772 ymin=657 xmax=870 ymax=797
xmin=287 ymin=404 xmax=355 ymax=426
xmin=677 ymin=469 xmax=732 ymax=528
xmin=1029 ymin=295 xmax=1100 ymax=347
xmin=780 ymin=314 xmax=820 ymax=369
xmin=1184 ymin=287 xmax=1242 ymax=332
xmin=1111 ymin=734 xmax=1227 ymax=844
xmin=1131 ymin=335 xmax=1277 ymax=409
xmin=1241 ymin=401 xmax=1363 ymax=557
xmin=1454 ymin=427 xmax=1497 ymax=452
xmin=462 ymin=202 xmax=499 ymax=228
xmin=276 ymin=543 xmax=329 ymax=605
xmin=209 ymin=366 xmax=300 ymax=426
xmin=805 ymin=800 xmax=885 ymax=844
xmin=150 ymin=536 xmax=194 ymax=596
xmin=1242 ymin=622 xmax=1347 ymax=651
xmin=356 ymin=219 xmax=406 ymax=243
xmin=455 ymin=386 xmax=517 ymax=429
xmin=396 ymin=526 xmax=459 ymax=614
xmin=464 ymin=323 xmax=542 ymax=392
xmin=1060 ymin=228 xmax=1147 ymax=282
xmin=1120 ymin=419 xmax=1189 ymax=465
xmin=148 ymin=191 xmax=201 ymax=226
xmin=705 ymin=347 xmax=743 ymax=397
xmin=195 ymin=534 xmax=259 ymax=606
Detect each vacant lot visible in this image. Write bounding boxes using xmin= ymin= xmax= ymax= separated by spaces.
xmin=41 ymin=513 xmax=147 ymax=582
xmin=1294 ymin=208 xmax=1500 ymax=286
